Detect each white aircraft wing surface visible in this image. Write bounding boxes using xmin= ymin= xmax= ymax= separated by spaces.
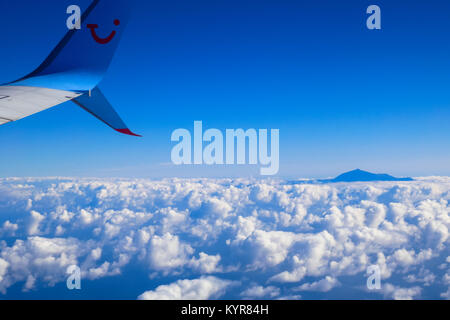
xmin=0 ymin=86 xmax=81 ymax=125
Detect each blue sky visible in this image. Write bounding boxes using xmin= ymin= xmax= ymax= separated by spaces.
xmin=1 ymin=0 xmax=450 ymax=178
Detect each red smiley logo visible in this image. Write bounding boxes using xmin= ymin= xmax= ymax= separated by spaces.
xmin=87 ymin=19 xmax=120 ymax=44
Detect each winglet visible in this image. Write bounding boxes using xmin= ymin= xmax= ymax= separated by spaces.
xmin=115 ymin=128 xmax=142 ymax=137
xmin=73 ymin=87 xmax=140 ymax=137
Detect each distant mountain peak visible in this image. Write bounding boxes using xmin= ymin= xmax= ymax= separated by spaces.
xmin=332 ymin=169 xmax=413 ymax=182
xmin=287 ymin=169 xmax=414 ymax=186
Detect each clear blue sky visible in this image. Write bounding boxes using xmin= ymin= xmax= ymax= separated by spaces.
xmin=1 ymin=0 xmax=449 ymax=178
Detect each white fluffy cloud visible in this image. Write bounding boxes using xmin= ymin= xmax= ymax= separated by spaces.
xmin=0 ymin=236 xmax=92 ymax=293
xmin=241 ymin=285 xmax=280 ymax=299
xmin=138 ymin=276 xmax=234 ymax=300
xmin=188 ymin=252 xmax=222 ymax=274
xmin=381 ymin=283 xmax=422 ymax=300
xmin=0 ymin=177 xmax=448 ymax=299
xmin=0 ymin=258 xmax=8 ymax=284
xmin=149 ymin=233 xmax=193 ymax=271
xmin=295 ymin=276 xmax=340 ymax=292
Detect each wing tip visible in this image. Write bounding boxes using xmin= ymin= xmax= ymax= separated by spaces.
xmin=115 ymin=128 xmax=142 ymax=137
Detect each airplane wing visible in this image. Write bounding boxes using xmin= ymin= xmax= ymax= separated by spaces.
xmin=0 ymin=86 xmax=81 ymax=125
xmin=0 ymin=0 xmax=140 ymax=136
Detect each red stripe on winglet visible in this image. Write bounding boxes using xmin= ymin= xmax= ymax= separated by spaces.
xmin=115 ymin=128 xmax=142 ymax=137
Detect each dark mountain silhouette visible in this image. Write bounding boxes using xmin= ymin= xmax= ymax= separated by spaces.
xmin=331 ymin=169 xmax=413 ymax=182
xmin=288 ymin=169 xmax=414 ymax=185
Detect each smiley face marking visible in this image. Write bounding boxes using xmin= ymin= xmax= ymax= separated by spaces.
xmin=87 ymin=19 xmax=120 ymax=44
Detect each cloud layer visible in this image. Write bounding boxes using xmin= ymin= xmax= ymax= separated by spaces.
xmin=0 ymin=177 xmax=448 ymax=299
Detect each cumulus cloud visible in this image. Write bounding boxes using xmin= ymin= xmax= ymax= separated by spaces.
xmin=27 ymin=211 xmax=45 ymax=236
xmin=0 ymin=236 xmax=93 ymax=293
xmin=149 ymin=233 xmax=193 ymax=271
xmin=0 ymin=258 xmax=9 ymax=284
xmin=138 ymin=276 xmax=234 ymax=300
xmin=0 ymin=177 xmax=448 ymax=299
xmin=0 ymin=221 xmax=18 ymax=237
xmin=241 ymin=285 xmax=280 ymax=299
xmin=188 ymin=252 xmax=222 ymax=274
xmin=295 ymin=276 xmax=340 ymax=292
xmin=381 ymin=283 xmax=422 ymax=300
